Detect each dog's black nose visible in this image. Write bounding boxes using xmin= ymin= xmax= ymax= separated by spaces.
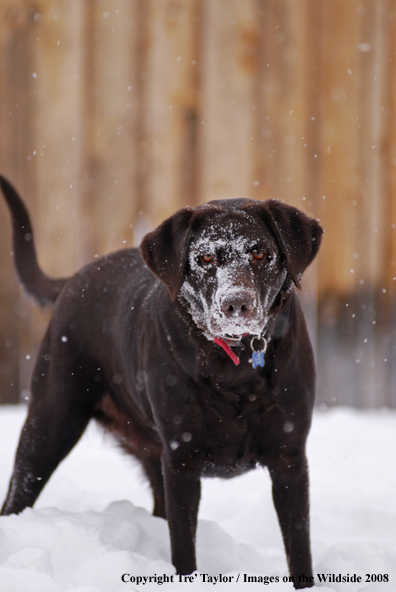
xmin=220 ymin=292 xmax=254 ymax=319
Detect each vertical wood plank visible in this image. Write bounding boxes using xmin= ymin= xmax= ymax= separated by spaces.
xmin=382 ymin=0 xmax=396 ymax=407
xmin=357 ymin=0 xmax=387 ymax=291
xmin=200 ymin=0 xmax=259 ymax=202
xmin=144 ymin=0 xmax=200 ymax=226
xmin=2 ymin=0 xmax=87 ymax=401
xmin=355 ymin=0 xmax=388 ymax=407
xmin=0 ymin=1 xmax=37 ymax=403
xmin=256 ymin=0 xmax=311 ymax=209
xmin=315 ymin=0 xmax=362 ymax=407
xmin=33 ymin=0 xmax=86 ymax=275
xmin=317 ymin=0 xmax=361 ymax=297
xmin=85 ymin=0 xmax=139 ymax=255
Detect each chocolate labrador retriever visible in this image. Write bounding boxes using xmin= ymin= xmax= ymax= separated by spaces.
xmin=0 ymin=176 xmax=322 ymax=588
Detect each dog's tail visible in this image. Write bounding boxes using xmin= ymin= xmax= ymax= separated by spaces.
xmin=0 ymin=176 xmax=68 ymax=306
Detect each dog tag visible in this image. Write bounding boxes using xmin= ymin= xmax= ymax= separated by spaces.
xmin=252 ymin=350 xmax=265 ymax=369
xmin=250 ymin=334 xmax=267 ymax=369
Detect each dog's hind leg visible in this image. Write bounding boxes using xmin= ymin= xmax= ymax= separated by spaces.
xmin=1 ymin=331 xmax=101 ymax=516
xmin=140 ymin=455 xmax=166 ymax=519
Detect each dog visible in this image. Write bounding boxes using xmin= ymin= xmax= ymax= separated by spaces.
xmin=0 ymin=176 xmax=322 ymax=589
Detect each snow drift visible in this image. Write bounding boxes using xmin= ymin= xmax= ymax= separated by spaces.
xmin=0 ymin=405 xmax=395 ymax=592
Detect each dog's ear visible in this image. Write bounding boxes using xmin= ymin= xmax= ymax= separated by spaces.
xmin=140 ymin=208 xmax=194 ymax=300
xmin=244 ymin=200 xmax=323 ymax=289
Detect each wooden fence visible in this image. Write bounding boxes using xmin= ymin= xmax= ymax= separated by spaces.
xmin=0 ymin=0 xmax=395 ymax=407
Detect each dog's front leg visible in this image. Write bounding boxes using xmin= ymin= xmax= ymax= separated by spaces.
xmin=161 ymin=450 xmax=201 ymax=575
xmin=268 ymin=453 xmax=313 ymax=589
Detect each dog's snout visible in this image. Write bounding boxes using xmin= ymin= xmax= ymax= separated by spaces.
xmin=220 ymin=291 xmax=254 ymax=319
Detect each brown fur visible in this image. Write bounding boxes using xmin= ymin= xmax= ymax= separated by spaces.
xmin=0 ymin=177 xmax=322 ymax=588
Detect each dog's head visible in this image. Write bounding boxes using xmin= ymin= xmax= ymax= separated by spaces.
xmin=140 ymin=199 xmax=323 ymax=340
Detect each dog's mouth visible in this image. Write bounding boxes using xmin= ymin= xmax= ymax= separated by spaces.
xmin=217 ymin=333 xmax=249 ymax=346
xmin=211 ymin=316 xmax=269 ymax=346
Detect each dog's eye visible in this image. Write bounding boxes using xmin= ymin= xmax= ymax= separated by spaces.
xmin=252 ymin=250 xmax=265 ymax=261
xmin=201 ymin=254 xmax=214 ymax=264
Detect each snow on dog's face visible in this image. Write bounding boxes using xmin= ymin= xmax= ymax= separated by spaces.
xmin=179 ymin=216 xmax=286 ymax=340
xmin=140 ymin=198 xmax=323 ymax=340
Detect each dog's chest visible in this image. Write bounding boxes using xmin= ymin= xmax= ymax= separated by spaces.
xmin=197 ymin=388 xmax=282 ymax=478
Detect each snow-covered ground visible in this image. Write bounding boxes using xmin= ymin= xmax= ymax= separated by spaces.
xmin=0 ymin=405 xmax=395 ymax=592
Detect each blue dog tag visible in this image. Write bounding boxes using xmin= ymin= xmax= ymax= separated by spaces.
xmin=252 ymin=350 xmax=265 ymax=369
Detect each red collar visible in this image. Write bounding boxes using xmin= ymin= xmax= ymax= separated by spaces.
xmin=213 ymin=336 xmax=242 ymax=366
xmin=214 ymin=332 xmax=267 ymax=367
